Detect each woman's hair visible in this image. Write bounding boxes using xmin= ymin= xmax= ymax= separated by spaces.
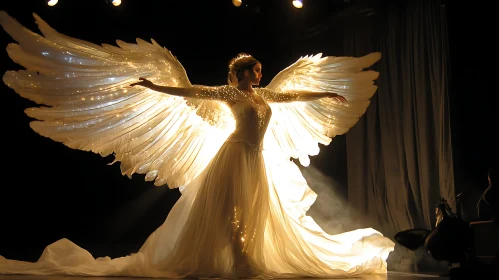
xmin=227 ymin=53 xmax=260 ymax=86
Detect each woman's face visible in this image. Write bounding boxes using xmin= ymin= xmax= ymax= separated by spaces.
xmin=246 ymin=62 xmax=262 ymax=86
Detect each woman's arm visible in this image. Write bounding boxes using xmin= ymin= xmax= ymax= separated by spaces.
xmin=130 ymin=77 xmax=238 ymax=102
xmin=256 ymin=88 xmax=347 ymax=103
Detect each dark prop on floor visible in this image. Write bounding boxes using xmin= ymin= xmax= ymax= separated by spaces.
xmin=394 ymin=198 xmax=497 ymax=279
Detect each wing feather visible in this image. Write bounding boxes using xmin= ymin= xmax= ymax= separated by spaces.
xmin=264 ymin=52 xmax=381 ymax=166
xmin=261 ymin=53 xmax=381 ymax=229
xmin=0 ymin=11 xmax=233 ymax=188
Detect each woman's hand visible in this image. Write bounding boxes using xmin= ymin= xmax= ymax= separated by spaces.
xmin=329 ymin=92 xmax=347 ymax=102
xmin=130 ymin=77 xmax=155 ymax=88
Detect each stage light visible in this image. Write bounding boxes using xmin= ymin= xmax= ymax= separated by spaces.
xmin=106 ymin=0 xmax=121 ymax=6
xmin=292 ymin=0 xmax=303 ymax=8
xmin=47 ymin=0 xmax=58 ymax=6
xmin=232 ymin=0 xmax=242 ymax=7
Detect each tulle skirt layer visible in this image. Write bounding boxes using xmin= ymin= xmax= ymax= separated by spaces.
xmin=0 ymin=140 xmax=394 ymax=278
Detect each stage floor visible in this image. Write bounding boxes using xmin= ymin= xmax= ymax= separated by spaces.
xmin=0 ymin=271 xmax=450 ymax=280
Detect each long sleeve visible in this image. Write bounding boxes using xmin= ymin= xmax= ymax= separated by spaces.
xmin=255 ymin=88 xmax=330 ymax=103
xmin=145 ymin=84 xmax=240 ymax=103
xmin=190 ymin=85 xmax=240 ymax=103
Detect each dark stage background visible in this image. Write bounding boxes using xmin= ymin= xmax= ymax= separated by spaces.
xmin=0 ymin=0 xmax=496 ymax=264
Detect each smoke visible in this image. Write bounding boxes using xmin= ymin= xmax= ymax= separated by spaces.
xmin=300 ymin=165 xmax=449 ymax=274
xmin=299 ymin=164 xmax=365 ymax=235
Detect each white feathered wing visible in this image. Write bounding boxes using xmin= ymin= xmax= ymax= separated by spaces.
xmin=261 ymin=52 xmax=381 ymax=223
xmin=0 ymin=11 xmax=235 ymax=189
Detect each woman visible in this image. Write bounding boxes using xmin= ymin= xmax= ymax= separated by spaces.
xmin=0 ymin=11 xmax=394 ymax=279
xmin=128 ymin=54 xmax=350 ymax=278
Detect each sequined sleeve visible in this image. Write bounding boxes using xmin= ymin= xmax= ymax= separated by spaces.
xmin=191 ymin=85 xmax=239 ymax=103
xmin=255 ymin=88 xmax=300 ymax=103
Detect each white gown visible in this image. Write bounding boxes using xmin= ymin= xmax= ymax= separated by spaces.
xmin=0 ymin=11 xmax=395 ymax=279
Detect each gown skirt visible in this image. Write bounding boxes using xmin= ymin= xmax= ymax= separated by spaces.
xmin=0 ymin=139 xmax=395 ymax=278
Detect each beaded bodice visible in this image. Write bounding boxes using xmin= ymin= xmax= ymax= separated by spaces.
xmin=227 ymin=88 xmax=272 ymax=149
xmin=192 ymin=85 xmax=302 ymax=150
